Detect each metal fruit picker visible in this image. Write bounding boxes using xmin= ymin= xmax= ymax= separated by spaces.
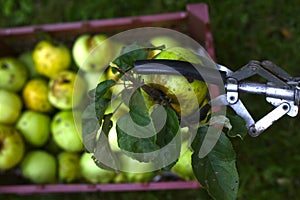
xmin=135 ymin=55 xmax=300 ymax=137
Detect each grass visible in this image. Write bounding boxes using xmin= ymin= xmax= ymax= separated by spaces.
xmin=1 ymin=0 xmax=300 ymax=199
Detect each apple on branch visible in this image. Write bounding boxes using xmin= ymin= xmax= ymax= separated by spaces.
xmin=141 ymin=47 xmax=208 ymax=118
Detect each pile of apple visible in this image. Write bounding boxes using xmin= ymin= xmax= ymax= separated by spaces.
xmin=0 ymin=34 xmax=196 ymax=185
xmin=0 ymin=34 xmax=117 ymax=184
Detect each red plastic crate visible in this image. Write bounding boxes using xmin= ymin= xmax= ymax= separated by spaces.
xmin=0 ymin=3 xmax=215 ymax=195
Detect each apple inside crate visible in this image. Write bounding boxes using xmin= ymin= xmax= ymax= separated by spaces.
xmin=0 ymin=3 xmax=217 ymax=194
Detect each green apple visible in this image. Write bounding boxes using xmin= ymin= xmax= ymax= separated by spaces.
xmin=48 ymin=70 xmax=87 ymax=110
xmin=150 ymin=35 xmax=180 ymax=48
xmin=171 ymin=148 xmax=196 ymax=181
xmin=33 ymin=40 xmax=71 ymax=78
xmin=118 ymin=153 xmax=156 ymax=183
xmin=80 ymin=152 xmax=116 ymax=183
xmin=113 ymin=172 xmax=127 ymax=183
xmin=22 ymin=78 xmax=55 ymax=113
xmin=57 ymin=151 xmax=82 ymax=183
xmin=149 ymin=35 xmax=180 ymax=58
xmin=18 ymin=51 xmax=39 ymax=78
xmin=82 ymin=71 xmax=106 ymax=92
xmin=171 ymin=128 xmax=195 ymax=181
xmin=0 ymin=89 xmax=22 ymax=124
xmin=51 ymin=111 xmax=83 ymax=152
xmin=20 ymin=150 xmax=57 ymax=184
xmin=108 ymin=124 xmax=121 ymax=152
xmin=108 ymin=108 xmax=129 ymax=152
xmin=16 ymin=110 xmax=51 ymax=147
xmin=141 ymin=47 xmax=208 ymax=117
xmin=0 ymin=124 xmax=25 ymax=170
xmin=0 ymin=57 xmax=28 ymax=92
xmin=72 ymin=34 xmax=113 ymax=72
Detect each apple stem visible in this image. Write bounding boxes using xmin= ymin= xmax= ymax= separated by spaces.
xmin=113 ymin=66 xmax=173 ymax=108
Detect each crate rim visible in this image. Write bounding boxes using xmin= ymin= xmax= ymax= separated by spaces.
xmin=0 ymin=181 xmax=202 ymax=195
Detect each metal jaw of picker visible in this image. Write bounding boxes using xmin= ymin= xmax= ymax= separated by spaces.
xmin=134 ymin=59 xmax=300 ymax=137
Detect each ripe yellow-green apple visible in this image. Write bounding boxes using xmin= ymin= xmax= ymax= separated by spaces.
xmin=20 ymin=150 xmax=57 ymax=184
xmin=171 ymin=147 xmax=196 ymax=181
xmin=107 ymin=106 xmax=130 ymax=152
xmin=72 ymin=34 xmax=112 ymax=72
xmin=0 ymin=57 xmax=28 ymax=92
xmin=16 ymin=110 xmax=51 ymax=147
xmin=33 ymin=40 xmax=71 ymax=78
xmin=48 ymin=70 xmax=87 ymax=110
xmin=149 ymin=35 xmax=181 ymax=58
xmin=22 ymin=78 xmax=55 ymax=113
xmin=0 ymin=124 xmax=25 ymax=170
xmin=0 ymin=89 xmax=22 ymax=124
xmin=113 ymin=172 xmax=127 ymax=183
xmin=118 ymin=153 xmax=156 ymax=183
xmin=18 ymin=51 xmax=39 ymax=78
xmin=80 ymin=152 xmax=116 ymax=183
xmin=106 ymin=64 xmax=121 ymax=81
xmin=141 ymin=47 xmax=208 ymax=117
xmin=108 ymin=124 xmax=121 ymax=153
xmin=57 ymin=151 xmax=82 ymax=183
xmin=51 ymin=111 xmax=83 ymax=152
xmin=150 ymin=35 xmax=180 ymax=48
xmin=82 ymin=71 xmax=106 ymax=92
xmin=171 ymin=127 xmax=196 ymax=180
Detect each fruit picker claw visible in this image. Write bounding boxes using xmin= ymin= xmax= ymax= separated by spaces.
xmin=134 ymin=59 xmax=300 ymax=137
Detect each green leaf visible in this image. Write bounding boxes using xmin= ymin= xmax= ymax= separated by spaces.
xmin=113 ymin=43 xmax=164 ymax=72
xmin=191 ymin=126 xmax=239 ymax=200
xmin=81 ymin=102 xmax=100 ymax=153
xmin=226 ymin=113 xmax=247 ymax=139
xmin=95 ymin=79 xmax=115 ymax=100
xmin=101 ymin=114 xmax=113 ymax=136
xmin=116 ymin=90 xmax=182 ymax=167
xmin=152 ymin=106 xmax=181 ymax=170
xmin=82 ymin=105 xmax=120 ymax=171
xmin=116 ymin=89 xmax=159 ymax=162
xmin=113 ymin=43 xmax=148 ymax=72
xmin=115 ymin=108 xmax=181 ymax=165
xmin=154 ymin=106 xmax=179 ymax=147
xmin=129 ymin=88 xmax=150 ymax=126
xmin=116 ymin=119 xmax=160 ymax=162
xmin=95 ymin=98 xmax=110 ymax=123
xmin=94 ymin=79 xmax=115 ymax=122
xmin=82 ymin=79 xmax=115 ymax=153
xmin=93 ymin=114 xmax=120 ymax=172
xmin=121 ymin=87 xmax=135 ymax=106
